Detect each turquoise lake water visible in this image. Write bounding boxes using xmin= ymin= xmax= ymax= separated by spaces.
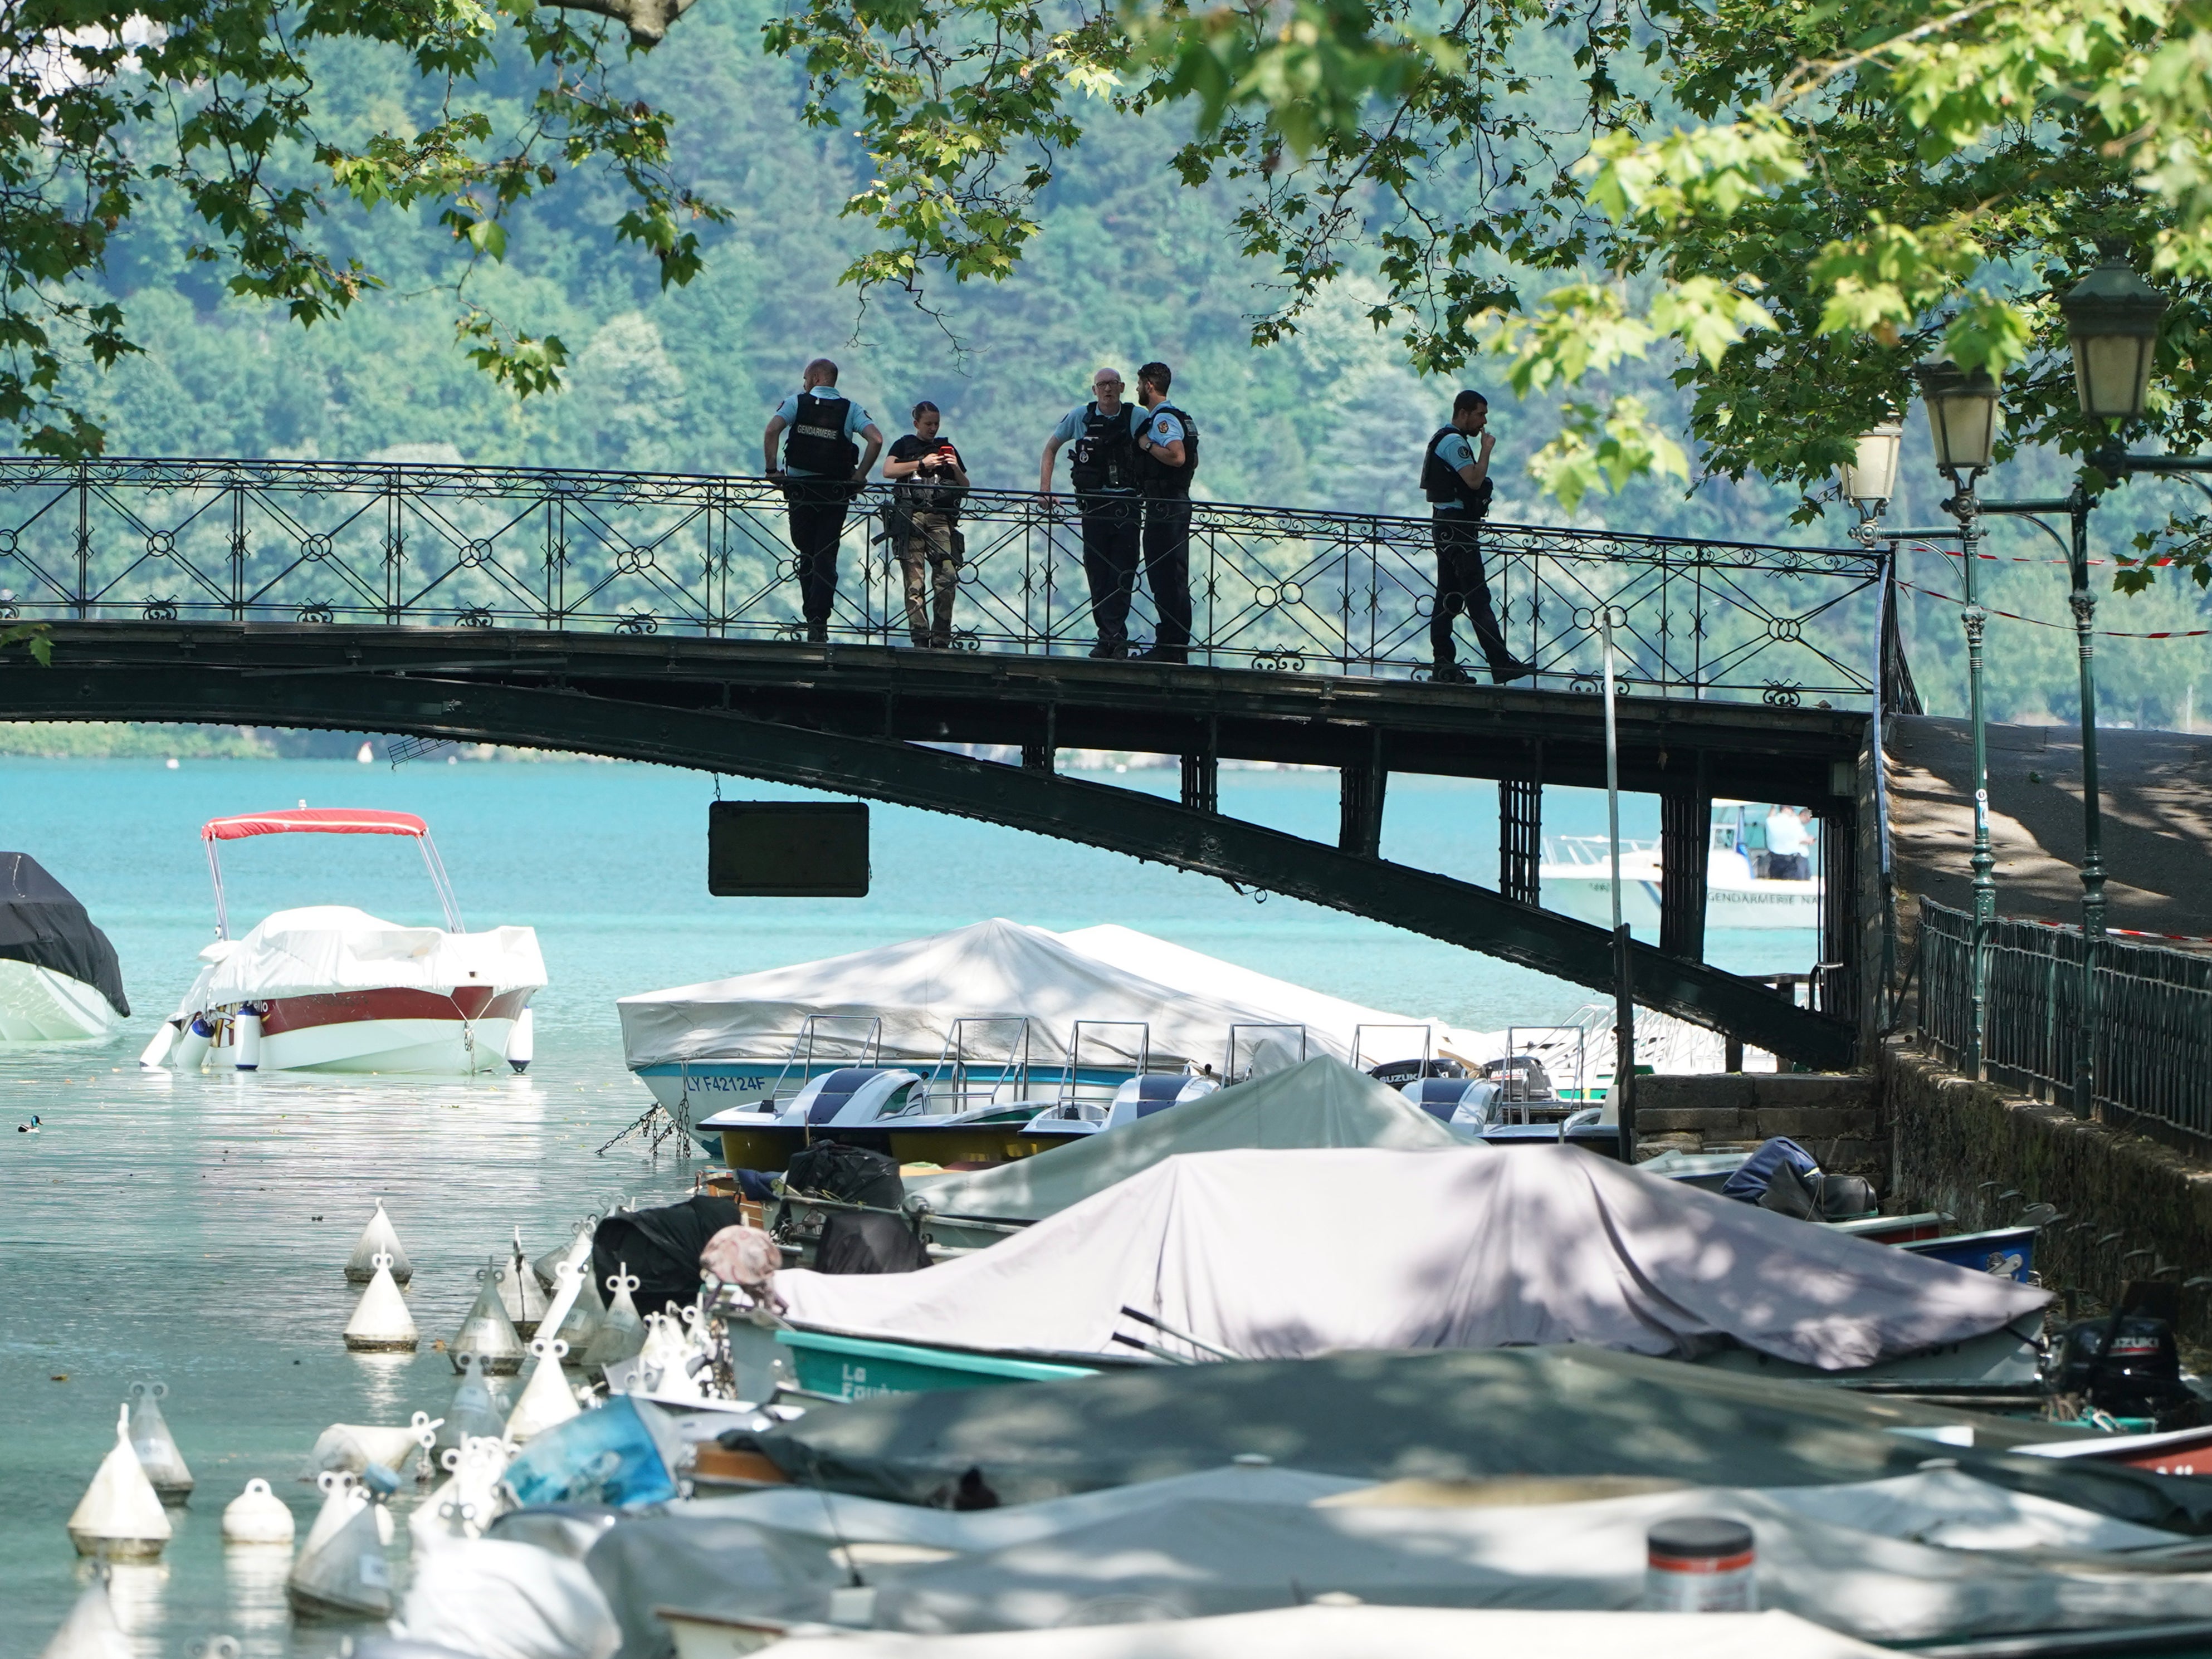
xmin=0 ymin=756 xmax=1815 ymax=1658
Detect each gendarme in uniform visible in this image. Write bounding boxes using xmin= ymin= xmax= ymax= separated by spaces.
xmin=1422 ymin=397 xmax=1528 ymax=684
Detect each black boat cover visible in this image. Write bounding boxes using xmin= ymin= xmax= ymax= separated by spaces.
xmin=593 ymin=1195 xmax=743 ymax=1317
xmin=0 ymin=852 xmax=127 ymax=1015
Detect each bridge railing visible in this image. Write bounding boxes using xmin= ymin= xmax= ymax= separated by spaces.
xmin=0 ymin=457 xmax=1881 ymax=702
xmin=1917 ymin=898 xmax=2212 ymax=1141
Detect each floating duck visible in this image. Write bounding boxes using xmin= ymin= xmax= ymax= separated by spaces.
xmin=18 ymin=1114 xmax=40 ymax=1133
xmin=219 ymin=1479 xmax=295 ymax=1546
xmin=343 ymin=1252 xmax=418 ymax=1352
xmin=344 ymin=1201 xmax=412 ymax=1285
xmin=67 ymin=1405 xmax=172 ymax=1559
xmin=126 ymin=1381 xmax=193 ymax=1503
xmin=450 ymin=1261 xmax=525 ymax=1376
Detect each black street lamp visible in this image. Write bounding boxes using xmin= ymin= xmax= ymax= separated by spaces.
xmin=1911 ymin=355 xmax=2002 ymax=1079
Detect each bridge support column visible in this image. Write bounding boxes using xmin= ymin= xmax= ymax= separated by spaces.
xmin=1660 ymin=758 xmax=1712 ymax=961
xmin=1339 ymin=730 xmax=1387 ymax=857
xmin=1022 ymin=742 xmax=1053 ymax=773
xmin=1819 ymin=796 xmax=1861 ymax=1021
xmin=1181 ymin=751 xmax=1218 ymax=814
xmin=1500 ymin=752 xmax=1542 ymax=906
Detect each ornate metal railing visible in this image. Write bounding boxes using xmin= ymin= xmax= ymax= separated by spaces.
xmin=1918 ymin=899 xmax=2212 ymax=1138
xmin=0 ymin=457 xmax=1882 ymax=700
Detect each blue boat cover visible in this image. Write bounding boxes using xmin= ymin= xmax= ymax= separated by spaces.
xmin=1720 ymin=1136 xmax=1820 ymax=1203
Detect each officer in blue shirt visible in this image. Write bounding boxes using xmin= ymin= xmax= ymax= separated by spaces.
xmin=1039 ymin=367 xmax=1144 ymax=658
xmin=1421 ymin=390 xmax=1530 ymax=684
xmin=1130 ymin=361 xmax=1198 ymax=663
xmin=763 ymin=358 xmax=883 ymax=643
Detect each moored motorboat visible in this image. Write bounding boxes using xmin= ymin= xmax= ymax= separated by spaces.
xmin=0 ymin=852 xmax=129 ymax=1041
xmin=142 ymin=808 xmax=545 ymax=1076
xmin=1539 ymin=800 xmax=1820 ymax=931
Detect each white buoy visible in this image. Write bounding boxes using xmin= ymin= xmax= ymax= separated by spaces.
xmin=345 ymin=1201 xmax=412 ymax=1284
xmin=174 ymin=1016 xmax=213 ymax=1074
xmin=503 ymin=1338 xmax=580 ymax=1444
xmin=302 ymin=1415 xmax=440 ymax=1481
xmin=138 ymin=1020 xmax=180 ymax=1070
xmin=451 ymin=1262 xmax=525 ymax=1376
xmin=67 ymin=1406 xmax=173 ymax=1559
xmin=220 ymin=1479 xmax=295 ymax=1545
xmin=531 ymin=1217 xmax=595 ymax=1294
xmin=549 ymin=1259 xmax=606 ymax=1355
xmin=583 ymin=1264 xmax=647 ymax=1369
xmin=36 ymin=1573 xmax=133 ymax=1659
xmin=287 ymin=1489 xmax=392 ymax=1618
xmin=501 ymin=1229 xmax=549 ymax=1337
xmin=233 ymin=1006 xmax=262 ymax=1071
xmin=411 ymin=1434 xmax=512 ymax=1555
xmin=126 ymin=1381 xmax=193 ymax=1503
xmin=432 ymin=1354 xmax=506 ymax=1461
xmin=343 ymin=1252 xmax=418 ymax=1352
xmin=634 ymin=1311 xmax=701 ymax=1399
xmin=505 ymin=1007 xmax=535 ymax=1074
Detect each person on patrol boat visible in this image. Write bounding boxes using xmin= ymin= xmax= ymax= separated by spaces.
xmin=1038 ymin=366 xmax=1144 ymax=658
xmin=763 ymin=358 xmax=883 ymax=644
xmin=1422 ymin=389 xmax=1532 ymax=685
xmin=1130 ymin=360 xmax=1198 ymax=664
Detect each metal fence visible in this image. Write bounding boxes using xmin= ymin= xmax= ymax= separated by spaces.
xmin=1917 ymin=898 xmax=2212 ymax=1138
xmin=0 ymin=457 xmax=1883 ymax=702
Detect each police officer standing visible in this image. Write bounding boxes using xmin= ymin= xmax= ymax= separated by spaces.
xmin=1130 ymin=361 xmax=1198 ymax=663
xmin=882 ymin=400 xmax=969 ymax=648
xmin=1422 ymin=390 xmax=1530 ymax=684
xmin=1039 ymin=366 xmax=1143 ymax=658
xmin=763 ymin=358 xmax=883 ymax=643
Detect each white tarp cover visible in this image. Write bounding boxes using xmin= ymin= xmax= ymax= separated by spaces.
xmin=1054 ymin=924 xmax=1496 ymax=1067
xmin=741 ymin=1606 xmax=1889 ymax=1659
xmin=174 ymin=906 xmax=546 ymax=1013
xmin=781 ymin=1144 xmax=2048 ymax=1369
xmin=909 ymin=1057 xmax=1461 ymax=1220
xmin=616 ymin=918 xmax=1329 ymax=1072
xmin=852 ymin=1474 xmax=2212 ymax=1643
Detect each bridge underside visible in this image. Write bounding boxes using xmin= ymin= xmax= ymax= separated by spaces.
xmin=1 ymin=624 xmax=1864 ymax=1068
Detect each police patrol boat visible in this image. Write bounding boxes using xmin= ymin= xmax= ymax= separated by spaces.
xmin=138 ymin=808 xmax=546 ymax=1075
xmin=1538 ymin=800 xmax=1821 ymax=931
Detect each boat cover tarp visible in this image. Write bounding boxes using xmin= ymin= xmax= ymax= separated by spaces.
xmin=741 ymin=1345 xmax=2212 ymax=1533
xmin=783 ymin=1144 xmax=2046 ymax=1369
xmin=616 ymin=918 xmax=1349 ymax=1072
xmin=593 ymin=1196 xmax=742 ymax=1318
xmin=1054 ymin=925 xmax=1497 ymax=1067
xmin=0 ymin=852 xmax=127 ymax=1014
xmin=817 ymin=1476 xmax=2212 ymax=1644
xmin=907 ymin=1058 xmax=1460 ymax=1221
xmin=585 ymin=1464 xmax=2212 ymax=1653
xmin=715 ymin=1606 xmax=1887 ymax=1659
xmin=173 ymin=905 xmax=546 ymax=1012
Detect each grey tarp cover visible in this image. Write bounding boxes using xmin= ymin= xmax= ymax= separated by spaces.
xmin=590 ymin=1467 xmax=2212 ymax=1652
xmin=746 ymin=1345 xmax=2212 ymax=1534
xmin=733 ymin=1606 xmax=1889 ymax=1659
xmin=586 ymin=1467 xmax=1357 ymax=1659
xmin=0 ymin=852 xmax=126 ymax=1014
xmin=911 ymin=1056 xmax=1458 ymax=1222
xmin=783 ymin=1143 xmax=2046 ymax=1369
xmin=844 ymin=1474 xmax=2212 ymax=1644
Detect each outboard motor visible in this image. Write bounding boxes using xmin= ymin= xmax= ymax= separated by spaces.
xmin=1367 ymin=1057 xmax=1468 ymax=1087
xmin=2055 ymin=1283 xmax=2202 ymax=1427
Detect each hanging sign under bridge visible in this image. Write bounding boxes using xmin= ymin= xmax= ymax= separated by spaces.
xmin=709 ymin=801 xmax=870 ymax=898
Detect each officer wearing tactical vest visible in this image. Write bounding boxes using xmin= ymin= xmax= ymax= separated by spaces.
xmin=1130 ymin=361 xmax=1198 ymax=663
xmin=763 ymin=358 xmax=884 ymax=643
xmin=1423 ymin=390 xmax=1531 ymax=684
xmin=1039 ymin=366 xmax=1145 ymax=658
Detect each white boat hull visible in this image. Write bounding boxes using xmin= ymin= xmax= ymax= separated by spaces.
xmin=0 ymin=960 xmax=125 ymax=1042
xmin=179 ymin=988 xmax=536 ymax=1075
xmin=1539 ymin=872 xmax=1819 ymax=931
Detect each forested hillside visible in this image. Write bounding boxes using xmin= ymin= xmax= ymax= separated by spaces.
xmin=43 ymin=0 xmax=2212 ymax=730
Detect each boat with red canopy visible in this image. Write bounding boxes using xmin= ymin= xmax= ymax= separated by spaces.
xmin=139 ymin=808 xmax=546 ymax=1076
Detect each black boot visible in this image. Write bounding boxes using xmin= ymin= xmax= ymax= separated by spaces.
xmin=1489 ymin=657 xmax=1534 ymax=685
xmin=1432 ymin=660 xmax=1471 ymax=683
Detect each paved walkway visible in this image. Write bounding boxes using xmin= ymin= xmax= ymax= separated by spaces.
xmin=1886 ymin=714 xmax=2212 ymax=938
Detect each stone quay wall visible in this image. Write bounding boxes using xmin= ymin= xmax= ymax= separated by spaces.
xmin=1633 ymin=1073 xmax=1883 ymax=1180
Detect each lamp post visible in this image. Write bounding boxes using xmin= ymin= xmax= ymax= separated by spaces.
xmin=1912 ymin=356 xmax=2001 ymax=1079
xmin=2053 ymin=250 xmax=2169 ymax=1116
xmin=1840 ymin=422 xmax=1902 ymax=1030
